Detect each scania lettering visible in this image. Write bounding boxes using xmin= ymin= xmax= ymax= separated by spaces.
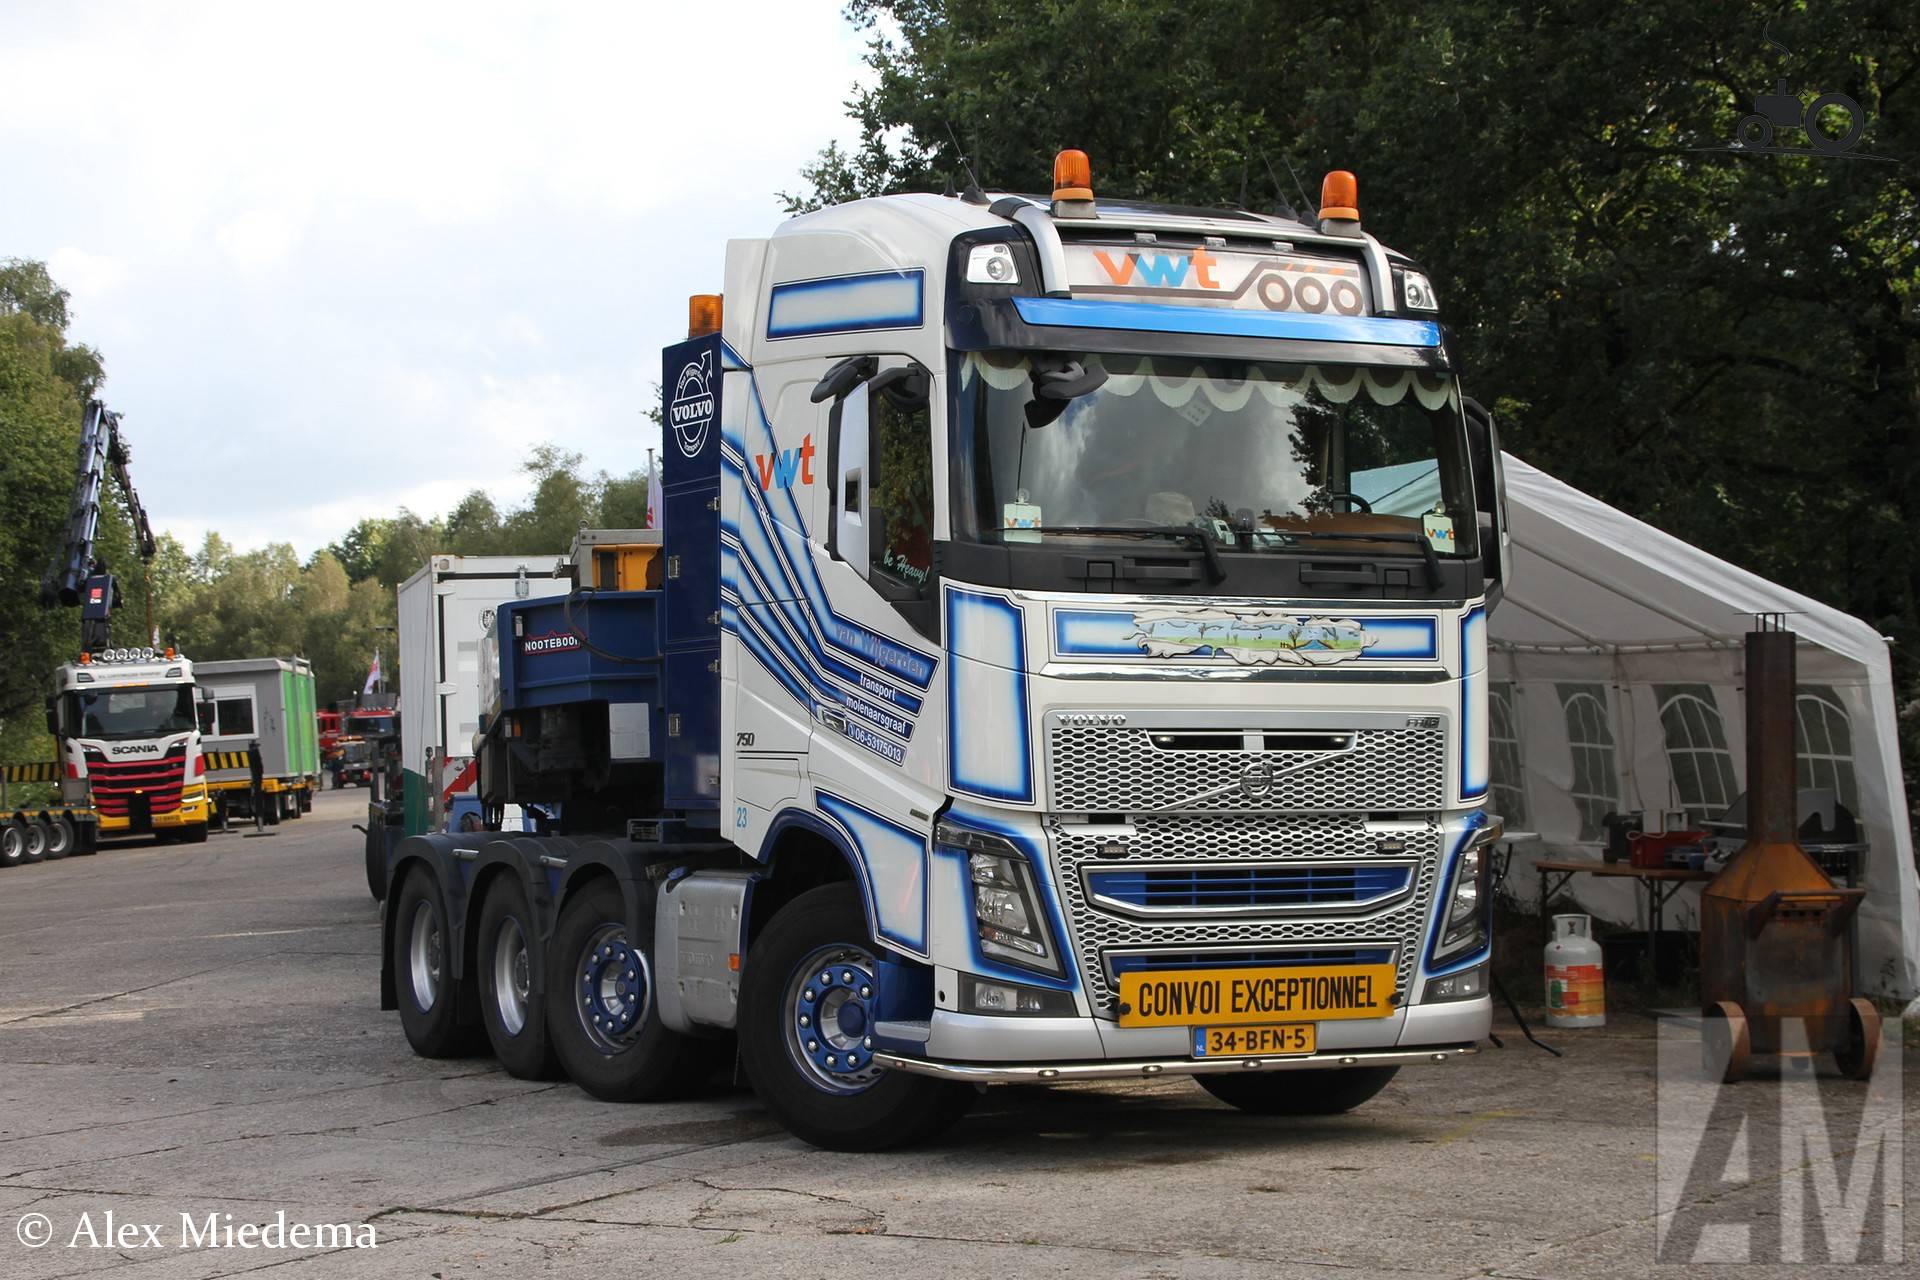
xmin=378 ymin=154 xmax=1509 ymax=1150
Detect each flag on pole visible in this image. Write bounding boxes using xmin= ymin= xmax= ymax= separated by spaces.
xmin=363 ymin=650 xmax=381 ymax=696
xmin=645 ymin=450 xmax=660 ymax=530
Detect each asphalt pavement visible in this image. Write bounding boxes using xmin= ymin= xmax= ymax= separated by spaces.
xmin=0 ymin=788 xmax=1911 ymax=1278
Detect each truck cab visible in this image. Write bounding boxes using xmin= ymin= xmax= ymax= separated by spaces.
xmin=51 ymin=648 xmax=211 ymax=842
xmin=382 ymin=156 xmax=1509 ymax=1150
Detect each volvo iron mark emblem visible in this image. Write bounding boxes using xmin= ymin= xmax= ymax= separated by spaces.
xmin=1238 ymin=760 xmax=1276 ymax=801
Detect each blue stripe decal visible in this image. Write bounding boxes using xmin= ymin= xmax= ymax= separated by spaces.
xmin=1013 ymin=297 xmax=1443 ymax=347
xmin=932 ymin=806 xmax=1077 ymax=992
xmin=767 ymin=270 xmax=925 ymax=340
xmin=815 ymin=791 xmax=929 ymax=955
xmin=946 ymin=588 xmax=1034 ymax=804
xmin=1460 ymin=604 xmax=1488 ymax=800
xmin=1424 ymin=810 xmax=1491 ymax=977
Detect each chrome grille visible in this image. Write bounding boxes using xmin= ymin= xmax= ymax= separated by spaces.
xmin=1049 ymin=814 xmax=1442 ymax=1015
xmin=1047 ymin=723 xmax=1445 ymax=813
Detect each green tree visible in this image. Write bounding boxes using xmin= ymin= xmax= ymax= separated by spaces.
xmin=0 ymin=259 xmax=138 ymax=764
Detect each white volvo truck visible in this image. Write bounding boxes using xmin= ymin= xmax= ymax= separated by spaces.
xmin=380 ymin=154 xmax=1510 ymax=1150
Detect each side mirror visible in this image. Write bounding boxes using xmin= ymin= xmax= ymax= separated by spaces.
xmin=1462 ymin=397 xmax=1508 ymax=591
xmin=870 ymin=361 xmax=930 ymax=408
xmin=811 ymin=355 xmax=877 ymax=404
xmin=44 ymin=695 xmax=59 ymax=737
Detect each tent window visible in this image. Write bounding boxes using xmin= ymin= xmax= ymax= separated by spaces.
xmin=1558 ymin=683 xmax=1620 ymax=841
xmin=1489 ymin=682 xmax=1527 ymax=825
xmin=1794 ymin=685 xmax=1857 ymax=812
xmin=1655 ymin=684 xmax=1739 ymax=816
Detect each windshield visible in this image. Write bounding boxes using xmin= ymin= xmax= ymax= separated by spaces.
xmin=67 ymin=685 xmax=197 ymax=741
xmin=341 ymin=741 xmax=372 ymax=762
xmin=952 ymin=351 xmax=1477 ymax=557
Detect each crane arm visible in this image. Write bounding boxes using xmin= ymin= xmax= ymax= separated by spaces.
xmin=39 ymin=401 xmax=157 ymax=651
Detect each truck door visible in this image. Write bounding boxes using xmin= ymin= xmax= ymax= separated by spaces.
xmin=802 ymin=355 xmax=945 ymax=952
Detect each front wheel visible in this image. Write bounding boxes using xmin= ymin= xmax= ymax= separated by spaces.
xmin=1196 ymin=1064 xmax=1400 ymax=1115
xmin=737 ymin=884 xmax=973 ymax=1151
xmin=545 ymin=878 xmax=702 ymax=1101
xmin=176 ymin=822 xmax=209 ymax=845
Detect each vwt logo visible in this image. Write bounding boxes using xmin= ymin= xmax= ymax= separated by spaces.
xmin=754 ymin=434 xmax=815 ymax=490
xmin=669 ymin=350 xmax=715 ymax=458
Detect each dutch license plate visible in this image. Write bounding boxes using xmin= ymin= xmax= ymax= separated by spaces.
xmin=1193 ymin=1023 xmax=1315 ymax=1058
xmin=1116 ymin=964 xmax=1397 ymax=1029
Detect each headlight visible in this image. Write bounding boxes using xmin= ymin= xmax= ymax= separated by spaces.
xmin=1431 ymin=821 xmax=1501 ymax=967
xmin=1397 ymin=268 xmax=1439 ymax=312
xmin=938 ymin=821 xmax=1064 ymax=978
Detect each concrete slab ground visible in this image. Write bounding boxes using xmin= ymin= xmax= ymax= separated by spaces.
xmin=1 ymin=789 xmax=1912 ymax=1278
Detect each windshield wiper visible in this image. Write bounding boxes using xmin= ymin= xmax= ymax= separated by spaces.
xmin=1261 ymin=529 xmax=1441 ymax=588
xmin=1025 ymin=525 xmax=1226 ymax=584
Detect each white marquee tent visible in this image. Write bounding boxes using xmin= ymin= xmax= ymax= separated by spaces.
xmin=1482 ymin=454 xmax=1918 ymax=1000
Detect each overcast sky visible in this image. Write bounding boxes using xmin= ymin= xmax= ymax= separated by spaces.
xmin=0 ymin=1 xmax=870 ymax=557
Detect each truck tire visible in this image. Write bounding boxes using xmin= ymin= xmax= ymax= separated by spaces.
xmin=177 ymin=822 xmax=209 ymax=844
xmin=737 ymin=883 xmax=974 ymax=1151
xmin=37 ymin=815 xmax=70 ymax=860
xmin=1196 ymin=1065 xmax=1400 ymax=1115
xmin=0 ymin=820 xmax=23 ymax=869
xmin=477 ymin=875 xmax=562 ymax=1079
xmin=545 ymin=877 xmax=701 ymax=1102
xmin=21 ymin=818 xmax=48 ymax=864
xmin=391 ymin=867 xmax=482 ymax=1057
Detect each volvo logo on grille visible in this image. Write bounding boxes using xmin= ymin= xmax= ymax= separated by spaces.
xmin=1238 ymin=760 xmax=1276 ymax=800
xmin=1060 ymin=712 xmax=1127 ymax=728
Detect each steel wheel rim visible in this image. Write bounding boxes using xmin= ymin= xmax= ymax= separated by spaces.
xmin=575 ymin=925 xmax=651 ymax=1054
xmin=493 ymin=915 xmax=531 ymax=1036
xmin=1 ymin=823 xmax=21 ymax=864
xmin=408 ymin=899 xmax=443 ymax=1013
xmin=782 ymin=943 xmax=884 ymax=1095
xmin=23 ymin=822 xmax=46 ymax=859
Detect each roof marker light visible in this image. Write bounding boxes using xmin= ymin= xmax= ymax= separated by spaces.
xmin=688 ymin=294 xmax=723 ymax=338
xmin=1052 ymin=149 xmax=1096 ymax=219
xmin=1319 ymin=170 xmax=1359 ymax=221
xmin=1053 ymin=149 xmax=1093 ymax=201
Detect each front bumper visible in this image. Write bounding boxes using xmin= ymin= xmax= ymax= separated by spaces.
xmin=97 ymin=788 xmax=211 ymax=831
xmin=874 ymin=1042 xmax=1477 ymax=1083
xmin=880 ymin=994 xmax=1491 ymax=1075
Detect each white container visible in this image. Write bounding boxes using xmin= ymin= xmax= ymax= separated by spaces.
xmin=1544 ymin=914 xmax=1606 ymax=1027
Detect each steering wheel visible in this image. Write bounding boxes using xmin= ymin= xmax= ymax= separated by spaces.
xmin=1323 ymin=491 xmax=1373 ymax=513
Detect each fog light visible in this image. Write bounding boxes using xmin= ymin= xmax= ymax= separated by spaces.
xmin=960 ymin=975 xmax=1075 ymax=1016
xmin=1427 ymin=963 xmax=1488 ymax=1003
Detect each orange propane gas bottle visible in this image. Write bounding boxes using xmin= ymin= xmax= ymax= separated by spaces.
xmin=1544 ymin=914 xmax=1606 ymax=1028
